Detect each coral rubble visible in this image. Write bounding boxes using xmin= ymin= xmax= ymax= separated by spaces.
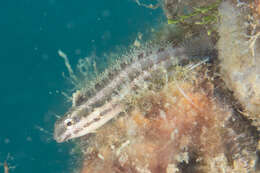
xmin=78 ymin=64 xmax=258 ymax=173
xmin=217 ymin=1 xmax=260 ymax=126
xmin=76 ymin=1 xmax=260 ymax=172
xmin=56 ymin=0 xmax=260 ymax=172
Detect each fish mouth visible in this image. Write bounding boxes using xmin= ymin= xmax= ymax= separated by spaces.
xmin=53 ymin=126 xmax=69 ymax=143
xmin=53 ymin=132 xmax=63 ymax=143
xmin=54 ymin=133 xmax=71 ymax=143
xmin=54 ymin=137 xmax=64 ymax=143
xmin=53 ymin=119 xmax=69 ymax=143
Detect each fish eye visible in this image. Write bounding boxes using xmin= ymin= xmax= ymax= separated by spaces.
xmin=67 ymin=121 xmax=72 ymax=126
xmin=64 ymin=118 xmax=74 ymax=127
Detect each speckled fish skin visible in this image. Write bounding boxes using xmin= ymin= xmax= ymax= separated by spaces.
xmin=53 ymin=44 xmax=206 ymax=143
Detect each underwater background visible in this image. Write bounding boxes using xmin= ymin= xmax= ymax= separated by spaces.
xmin=0 ymin=0 xmax=162 ymax=172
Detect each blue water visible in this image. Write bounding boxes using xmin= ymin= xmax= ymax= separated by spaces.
xmin=0 ymin=0 xmax=162 ymax=172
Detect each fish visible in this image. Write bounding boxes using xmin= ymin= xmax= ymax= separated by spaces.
xmin=53 ymin=43 xmax=210 ymax=143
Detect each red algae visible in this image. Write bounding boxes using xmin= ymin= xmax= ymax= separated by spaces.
xmin=54 ymin=0 xmax=260 ymax=172
xmin=78 ymin=65 xmax=258 ymax=173
xmin=251 ymin=0 xmax=260 ymax=17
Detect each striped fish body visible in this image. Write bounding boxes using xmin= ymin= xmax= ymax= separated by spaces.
xmin=53 ymin=44 xmax=201 ymax=143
